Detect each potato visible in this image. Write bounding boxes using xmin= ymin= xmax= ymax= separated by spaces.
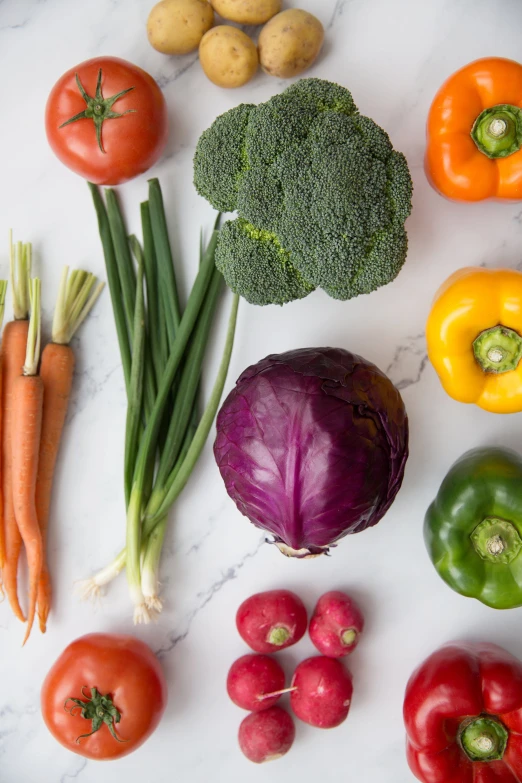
xmin=258 ymin=9 xmax=324 ymax=79
xmin=210 ymin=0 xmax=281 ymax=25
xmin=199 ymin=26 xmax=258 ymax=88
xmin=147 ymin=0 xmax=214 ymax=55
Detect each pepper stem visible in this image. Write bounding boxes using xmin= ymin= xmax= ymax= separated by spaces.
xmin=471 ymin=517 xmax=522 ymax=565
xmin=471 ymin=104 xmax=522 ymax=158
xmin=459 ymin=716 xmax=508 ymax=762
xmin=473 ymin=325 xmax=522 ymax=374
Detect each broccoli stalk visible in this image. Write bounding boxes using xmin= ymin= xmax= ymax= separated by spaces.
xmin=193 ymin=78 xmax=413 ymax=307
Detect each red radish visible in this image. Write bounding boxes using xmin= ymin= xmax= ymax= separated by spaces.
xmin=238 ymin=706 xmax=295 ymax=763
xmin=290 ymin=656 xmax=353 ymax=729
xmin=227 ymin=654 xmax=285 ymax=712
xmin=236 ymin=590 xmax=307 ymax=653
xmin=309 ymin=591 xmax=364 ymax=658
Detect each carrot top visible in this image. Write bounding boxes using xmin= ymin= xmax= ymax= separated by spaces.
xmin=9 ymin=231 xmax=31 ymax=321
xmin=0 ymin=281 xmax=8 ymax=328
xmin=52 ymin=268 xmax=105 ymax=346
xmin=24 ymin=279 xmax=41 ymax=377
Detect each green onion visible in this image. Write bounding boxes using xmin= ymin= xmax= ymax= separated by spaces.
xmin=148 ymin=178 xmax=181 ymax=346
xmin=89 ymin=184 xmax=132 ymax=393
xmin=124 ymin=239 xmax=146 ymax=509
xmin=145 ymin=291 xmax=239 ymax=529
xmin=82 ymin=181 xmax=239 ymax=621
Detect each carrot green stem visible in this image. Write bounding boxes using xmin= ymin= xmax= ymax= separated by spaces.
xmin=9 ymin=231 xmax=31 ymax=321
xmin=89 ymin=183 xmax=132 ymax=394
xmin=0 ymin=281 xmax=8 ymax=328
xmin=52 ymin=267 xmax=104 ymax=345
xmin=145 ymin=291 xmax=240 ymax=529
xmin=23 ymin=279 xmax=41 ymax=377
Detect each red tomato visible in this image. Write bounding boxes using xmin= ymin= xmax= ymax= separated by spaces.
xmin=41 ymin=633 xmax=167 ymax=760
xmin=45 ymin=57 xmax=169 ymax=185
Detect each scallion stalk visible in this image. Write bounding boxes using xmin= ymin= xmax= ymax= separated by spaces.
xmin=89 ymin=184 xmax=132 ymax=393
xmin=144 ymin=291 xmax=239 ymax=530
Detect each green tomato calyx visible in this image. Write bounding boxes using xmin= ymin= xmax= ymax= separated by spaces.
xmin=59 ymin=68 xmax=136 ymax=154
xmin=64 ymin=686 xmax=129 ymax=744
xmin=471 ymin=517 xmax=522 ymax=564
xmin=459 ymin=716 xmax=508 ymax=762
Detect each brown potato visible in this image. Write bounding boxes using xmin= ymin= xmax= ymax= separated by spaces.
xmin=210 ymin=0 xmax=281 ymax=25
xmin=258 ymin=8 xmax=324 ymax=79
xmin=199 ymin=26 xmax=258 ymax=88
xmin=147 ymin=0 xmax=214 ymax=55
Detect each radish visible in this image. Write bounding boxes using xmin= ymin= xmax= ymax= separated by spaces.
xmin=238 ymin=706 xmax=295 ymax=763
xmin=309 ymin=590 xmax=364 ymax=658
xmin=290 ymin=656 xmax=353 ymax=728
xmin=227 ymin=654 xmax=286 ymax=711
xmin=236 ymin=589 xmax=307 ymax=653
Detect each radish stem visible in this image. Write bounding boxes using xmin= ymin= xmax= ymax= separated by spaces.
xmin=258 ymin=687 xmax=298 ymax=701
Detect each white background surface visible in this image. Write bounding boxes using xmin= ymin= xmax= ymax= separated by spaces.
xmin=2 ymin=0 xmax=522 ymax=781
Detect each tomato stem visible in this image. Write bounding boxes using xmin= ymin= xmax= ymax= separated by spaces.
xmin=64 ymin=686 xmax=129 ymax=744
xmin=59 ymin=68 xmax=136 ymax=153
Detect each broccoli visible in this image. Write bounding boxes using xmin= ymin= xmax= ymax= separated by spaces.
xmin=193 ymin=78 xmax=413 ymax=306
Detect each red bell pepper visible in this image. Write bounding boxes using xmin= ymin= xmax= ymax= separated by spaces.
xmin=404 ymin=642 xmax=522 ymax=782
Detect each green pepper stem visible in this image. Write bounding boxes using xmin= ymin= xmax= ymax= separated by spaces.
xmin=471 ymin=104 xmax=522 ymax=158
xmin=459 ymin=716 xmax=508 ymax=762
xmin=471 ymin=517 xmax=522 ymax=564
xmin=473 ymin=325 xmax=522 ymax=374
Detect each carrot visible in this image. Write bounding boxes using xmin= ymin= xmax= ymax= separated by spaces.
xmin=12 ymin=278 xmax=42 ymax=644
xmin=0 ymin=279 xmax=10 ymax=579
xmin=2 ymin=235 xmax=31 ymax=621
xmin=36 ymin=268 xmax=104 ymax=632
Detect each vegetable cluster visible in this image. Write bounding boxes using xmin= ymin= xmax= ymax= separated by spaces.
xmin=194 ymin=78 xmax=413 ymax=305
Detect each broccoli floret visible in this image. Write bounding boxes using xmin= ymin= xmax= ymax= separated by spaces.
xmin=193 ymin=103 xmax=255 ymax=212
xmin=193 ymin=78 xmax=413 ymax=306
xmin=216 ymin=219 xmax=315 ymax=306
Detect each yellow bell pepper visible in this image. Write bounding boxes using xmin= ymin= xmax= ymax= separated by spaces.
xmin=426 ymin=268 xmax=522 ymax=413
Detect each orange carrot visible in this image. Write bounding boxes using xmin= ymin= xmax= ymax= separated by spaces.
xmin=2 ymin=236 xmax=32 ymax=621
xmin=2 ymin=320 xmax=29 ymax=621
xmin=12 ymin=373 xmax=43 ymax=644
xmin=36 ymin=268 xmax=104 ymax=632
xmin=12 ymin=278 xmax=42 ymax=644
xmin=36 ymin=343 xmax=74 ymax=632
xmin=0 ymin=279 xmax=10 ymax=578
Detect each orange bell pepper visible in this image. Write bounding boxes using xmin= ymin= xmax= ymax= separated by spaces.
xmin=426 ymin=267 xmax=522 ymax=413
xmin=426 ymin=57 xmax=522 ymax=201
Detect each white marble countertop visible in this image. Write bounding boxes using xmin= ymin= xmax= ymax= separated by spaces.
xmin=3 ymin=0 xmax=522 ymax=780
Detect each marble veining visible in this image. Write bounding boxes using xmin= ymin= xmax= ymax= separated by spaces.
xmin=3 ymin=0 xmax=522 ymax=781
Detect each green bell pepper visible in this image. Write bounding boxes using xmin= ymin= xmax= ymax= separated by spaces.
xmin=425 ymin=447 xmax=522 ymax=609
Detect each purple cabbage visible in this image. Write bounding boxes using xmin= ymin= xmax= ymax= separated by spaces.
xmin=214 ymin=348 xmax=409 ymax=557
